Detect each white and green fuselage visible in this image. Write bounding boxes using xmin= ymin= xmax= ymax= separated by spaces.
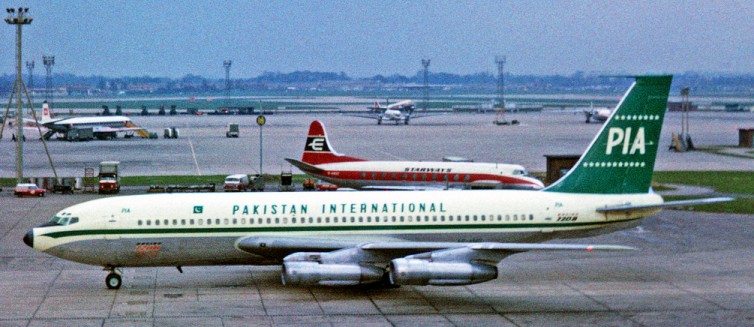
xmin=31 ymin=190 xmax=663 ymax=268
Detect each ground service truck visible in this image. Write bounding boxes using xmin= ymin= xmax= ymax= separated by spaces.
xmin=98 ymin=161 xmax=121 ymax=194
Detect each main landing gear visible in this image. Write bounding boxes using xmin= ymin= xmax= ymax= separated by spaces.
xmin=105 ymin=268 xmax=122 ymax=289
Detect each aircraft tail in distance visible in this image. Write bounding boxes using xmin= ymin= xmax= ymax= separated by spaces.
xmin=301 ymin=120 xmax=366 ymax=165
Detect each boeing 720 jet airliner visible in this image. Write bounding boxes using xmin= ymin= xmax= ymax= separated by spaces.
xmin=23 ymin=75 xmax=731 ymax=290
xmin=285 ymin=120 xmax=544 ymax=190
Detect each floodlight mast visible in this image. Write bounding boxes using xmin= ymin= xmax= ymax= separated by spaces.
xmin=6 ymin=7 xmax=32 ymax=183
xmin=43 ymin=55 xmax=54 ymax=108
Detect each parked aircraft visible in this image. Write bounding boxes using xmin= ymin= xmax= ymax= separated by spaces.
xmin=584 ymin=106 xmax=612 ymax=123
xmin=23 ymin=75 xmax=732 ymax=290
xmin=346 ymin=99 xmax=442 ymax=125
xmin=285 ymin=120 xmax=544 ymax=190
xmin=39 ymin=102 xmax=149 ymax=140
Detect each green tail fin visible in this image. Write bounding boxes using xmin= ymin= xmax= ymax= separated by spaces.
xmin=545 ymin=75 xmax=672 ymax=194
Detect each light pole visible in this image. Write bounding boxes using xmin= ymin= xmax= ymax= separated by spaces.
xmin=26 ymin=59 xmax=34 ymax=111
xmin=6 ymin=7 xmax=32 ymax=184
xmin=223 ymin=60 xmax=232 ymax=106
xmin=422 ymin=59 xmax=430 ymax=111
xmin=43 ymin=55 xmax=54 ymax=109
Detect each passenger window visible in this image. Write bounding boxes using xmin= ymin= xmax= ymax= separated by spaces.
xmin=155 ymin=220 xmax=160 ymax=226
xmin=147 ymin=220 xmax=151 ymax=226
xmin=138 ymin=220 xmax=143 ymax=226
xmin=326 ymin=217 xmax=330 ymax=223
xmin=317 ymin=217 xmax=322 ymax=223
xmin=530 ymin=214 xmax=534 ymax=221
xmin=164 ymin=219 xmax=168 ymax=225
xmin=241 ymin=218 xmax=246 ymax=224
xmin=217 ymin=219 xmax=222 ymax=225
xmin=233 ymin=218 xmax=238 ymax=225
xmin=208 ymin=219 xmax=212 ymax=225
xmin=190 ymin=219 xmax=194 ymax=225
xmin=292 ymin=218 xmax=296 ymax=224
xmin=224 ymin=218 xmax=229 ymax=225
xmin=274 ymin=218 xmax=279 ymax=224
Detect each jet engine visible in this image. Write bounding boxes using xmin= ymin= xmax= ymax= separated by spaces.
xmin=388 ymin=258 xmax=497 ymax=286
xmin=281 ymin=261 xmax=383 ymax=286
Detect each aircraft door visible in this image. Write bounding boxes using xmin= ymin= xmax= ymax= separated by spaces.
xmin=104 ymin=213 xmax=120 ymax=239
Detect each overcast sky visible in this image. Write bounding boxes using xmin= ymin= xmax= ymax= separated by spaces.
xmin=2 ymin=1 xmax=752 ymax=79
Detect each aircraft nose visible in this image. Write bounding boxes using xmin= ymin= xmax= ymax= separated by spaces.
xmin=23 ymin=230 xmax=33 ymax=248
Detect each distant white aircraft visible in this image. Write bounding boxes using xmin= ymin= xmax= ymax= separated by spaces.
xmin=583 ymin=106 xmax=612 ymax=123
xmin=345 ymin=100 xmax=442 ymax=125
xmin=39 ymin=102 xmax=149 ymax=139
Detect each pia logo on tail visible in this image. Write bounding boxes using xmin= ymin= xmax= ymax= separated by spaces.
xmin=606 ymin=127 xmax=646 ymax=155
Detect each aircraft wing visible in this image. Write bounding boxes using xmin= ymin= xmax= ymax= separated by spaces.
xmin=408 ymin=111 xmax=447 ymax=119
xmin=92 ymin=126 xmax=145 ymax=133
xmin=238 ymin=236 xmax=633 ymax=256
xmin=340 ymin=113 xmax=382 ymax=120
xmin=239 ymin=236 xmax=635 ymax=286
xmin=284 ymin=158 xmax=325 ymax=174
xmin=596 ymin=197 xmax=734 ymax=213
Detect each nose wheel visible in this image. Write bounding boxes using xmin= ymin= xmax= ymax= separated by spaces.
xmin=105 ymin=269 xmax=122 ymax=289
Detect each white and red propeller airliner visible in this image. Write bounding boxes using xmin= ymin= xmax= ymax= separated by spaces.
xmin=285 ymin=120 xmax=544 ymax=190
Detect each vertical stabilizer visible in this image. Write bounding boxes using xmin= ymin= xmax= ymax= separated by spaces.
xmin=301 ymin=120 xmax=366 ymax=165
xmin=41 ymin=101 xmax=53 ymax=124
xmin=545 ymin=75 xmax=672 ymax=194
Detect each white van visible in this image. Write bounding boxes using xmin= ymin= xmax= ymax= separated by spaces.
xmin=223 ymin=174 xmax=250 ymax=192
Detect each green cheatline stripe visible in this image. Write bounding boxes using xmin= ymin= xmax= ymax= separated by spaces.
xmin=43 ymin=219 xmax=639 ymax=239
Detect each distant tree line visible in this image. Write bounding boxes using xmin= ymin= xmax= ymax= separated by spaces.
xmin=0 ymin=70 xmax=752 ymax=95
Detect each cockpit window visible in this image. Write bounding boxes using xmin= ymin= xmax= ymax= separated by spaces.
xmin=48 ymin=216 xmax=79 ymax=226
xmin=512 ymin=169 xmax=530 ymax=176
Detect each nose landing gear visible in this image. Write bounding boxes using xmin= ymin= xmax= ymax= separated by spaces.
xmin=105 ymin=268 xmax=122 ymax=289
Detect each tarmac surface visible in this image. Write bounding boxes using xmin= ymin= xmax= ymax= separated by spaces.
xmin=1 ymin=193 xmax=752 ymax=326
xmin=0 ymin=110 xmax=752 ymax=178
xmin=1 ymin=110 xmax=752 ymax=326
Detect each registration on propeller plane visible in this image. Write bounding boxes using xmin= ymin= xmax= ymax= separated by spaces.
xmin=285 ymin=120 xmax=544 ymax=190
xmin=23 ymin=75 xmax=732 ymax=290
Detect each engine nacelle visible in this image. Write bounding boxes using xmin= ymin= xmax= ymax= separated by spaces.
xmin=281 ymin=261 xmax=383 ymax=286
xmin=389 ymin=258 xmax=497 ymax=286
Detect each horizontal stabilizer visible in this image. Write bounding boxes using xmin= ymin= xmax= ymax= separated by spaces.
xmin=596 ymin=197 xmax=734 ymax=213
xmin=285 ymin=158 xmax=326 ymax=174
